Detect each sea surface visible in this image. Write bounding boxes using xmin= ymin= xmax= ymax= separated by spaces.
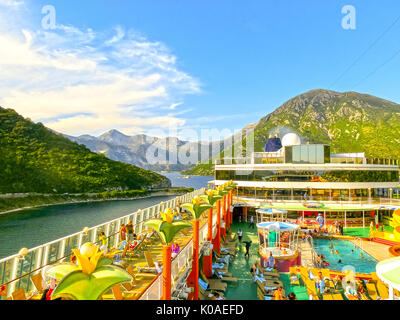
xmin=0 ymin=173 xmax=212 ymax=259
xmin=160 ymin=172 xmax=214 ymax=190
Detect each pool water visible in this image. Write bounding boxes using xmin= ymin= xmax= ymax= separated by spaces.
xmin=313 ymin=238 xmax=377 ymax=274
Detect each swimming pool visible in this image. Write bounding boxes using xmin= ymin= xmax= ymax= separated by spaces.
xmin=313 ymin=238 xmax=377 ymax=274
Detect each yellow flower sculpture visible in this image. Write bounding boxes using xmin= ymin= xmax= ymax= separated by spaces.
xmin=182 ymin=196 xmax=212 ymax=220
xmin=201 ymin=189 xmax=222 ymax=207
xmin=160 ymin=208 xmax=176 ymax=224
xmin=46 ymin=242 xmax=132 ymax=300
xmin=72 ymin=243 xmax=103 ymax=275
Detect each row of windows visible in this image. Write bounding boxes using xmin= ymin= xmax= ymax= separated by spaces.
xmin=215 ymin=170 xmax=399 ymax=183
xmin=284 ymin=145 xmax=330 ymax=164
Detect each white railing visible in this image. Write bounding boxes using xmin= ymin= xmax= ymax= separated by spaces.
xmin=0 ymin=188 xmax=205 ymax=300
xmin=139 ymin=209 xmax=219 ymax=300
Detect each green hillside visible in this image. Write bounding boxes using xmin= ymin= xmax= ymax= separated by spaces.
xmin=0 ymin=107 xmax=170 ymax=193
xmin=185 ymin=89 xmax=400 ymax=176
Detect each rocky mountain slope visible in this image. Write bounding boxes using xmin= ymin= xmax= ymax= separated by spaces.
xmin=0 ymin=107 xmax=171 ymax=193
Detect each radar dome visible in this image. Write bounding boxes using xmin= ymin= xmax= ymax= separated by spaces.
xmin=281 ymin=133 xmax=301 ymax=147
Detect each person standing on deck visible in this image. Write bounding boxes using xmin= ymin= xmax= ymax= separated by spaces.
xmin=99 ymin=232 xmax=108 ymax=254
xmin=250 ymin=216 xmax=255 ymax=229
xmin=119 ymin=224 xmax=127 ymax=242
xmin=126 ymin=221 xmax=134 ymax=242
xmin=243 ymin=240 xmax=252 ymax=258
xmin=237 ymin=229 xmax=243 ymax=243
xmin=273 ymin=286 xmax=285 ymax=300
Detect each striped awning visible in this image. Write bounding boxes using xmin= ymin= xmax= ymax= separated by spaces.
xmin=257 ymin=221 xmax=300 ymax=231
xmin=257 ymin=208 xmax=288 ymax=215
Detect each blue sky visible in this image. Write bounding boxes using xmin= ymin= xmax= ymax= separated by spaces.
xmin=1 ymin=0 xmax=400 ymax=140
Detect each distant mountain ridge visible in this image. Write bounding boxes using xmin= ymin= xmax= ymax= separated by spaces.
xmin=185 ymin=89 xmax=400 ymax=175
xmin=65 ymin=129 xmax=227 ymax=172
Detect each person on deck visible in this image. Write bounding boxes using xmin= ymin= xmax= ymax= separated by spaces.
xmin=99 ymin=232 xmax=108 ymax=254
xmin=126 ymin=221 xmax=134 ymax=242
xmin=273 ymin=286 xmax=285 ymax=300
xmin=265 ymin=252 xmax=276 ymax=269
xmin=243 ymin=240 xmax=252 ymax=258
xmin=237 ymin=229 xmax=243 ymax=243
xmin=171 ymin=242 xmax=180 ymax=259
xmin=119 ymin=224 xmax=127 ymax=242
xmin=288 ymin=292 xmax=297 ymax=300
xmin=250 ymin=216 xmax=255 ymax=229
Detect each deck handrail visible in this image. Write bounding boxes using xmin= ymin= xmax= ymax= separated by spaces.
xmin=0 ymin=188 xmax=205 ymax=299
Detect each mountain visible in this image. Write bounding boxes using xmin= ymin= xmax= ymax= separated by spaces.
xmin=185 ymin=89 xmax=400 ymax=175
xmin=0 ymin=107 xmax=171 ymax=194
xmin=66 ymin=130 xmax=226 ymax=172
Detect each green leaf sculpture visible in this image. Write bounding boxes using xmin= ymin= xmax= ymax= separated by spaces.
xmin=47 ymin=243 xmax=132 ymax=300
xmin=200 ymin=189 xmax=223 ymax=207
xmin=182 ymin=196 xmax=213 ymax=220
xmin=145 ymin=208 xmax=192 ymax=245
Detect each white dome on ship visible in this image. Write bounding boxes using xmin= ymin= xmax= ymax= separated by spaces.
xmin=281 ymin=133 xmax=301 ymax=147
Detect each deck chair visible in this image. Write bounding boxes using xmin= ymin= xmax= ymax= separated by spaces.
xmin=219 ymin=275 xmax=238 ymax=285
xmin=332 ymin=293 xmax=344 ymax=300
xmin=257 ymin=280 xmax=278 ymax=297
xmin=305 ymin=279 xmax=318 ymax=297
xmin=199 ymin=286 xmax=226 ymax=300
xmin=376 ymin=281 xmax=389 ymax=300
xmin=322 ymin=293 xmax=334 ymax=300
xmin=320 ymin=269 xmax=335 ymax=288
xmin=144 ymin=251 xmax=156 ymax=268
xmin=366 ymin=282 xmax=379 ymax=300
xmin=11 ymin=288 xmax=27 ymax=300
xmin=31 ymin=273 xmax=45 ymax=294
xmin=200 ymin=272 xmax=227 ymax=292
xmin=112 ymin=285 xmax=123 ymax=300
xmin=257 ymin=286 xmax=273 ymax=300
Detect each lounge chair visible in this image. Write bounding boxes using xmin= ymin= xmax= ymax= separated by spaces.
xmin=219 ymin=275 xmax=238 ymax=285
xmin=366 ymin=282 xmax=379 ymax=300
xmin=305 ymin=279 xmax=318 ymax=297
xmin=320 ymin=269 xmax=335 ymax=289
xmin=322 ymin=293 xmax=334 ymax=300
xmin=11 ymin=288 xmax=27 ymax=300
xmin=376 ymin=281 xmax=389 ymax=300
xmin=200 ymin=272 xmax=227 ymax=292
xmin=257 ymin=286 xmax=273 ymax=300
xmin=331 ymin=293 xmax=344 ymax=300
xmin=31 ymin=273 xmax=45 ymax=295
xmin=199 ymin=286 xmax=226 ymax=300
xmin=144 ymin=251 xmax=156 ymax=268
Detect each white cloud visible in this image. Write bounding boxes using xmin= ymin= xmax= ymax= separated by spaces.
xmin=0 ymin=0 xmax=23 ymax=7
xmin=0 ymin=6 xmax=201 ymax=136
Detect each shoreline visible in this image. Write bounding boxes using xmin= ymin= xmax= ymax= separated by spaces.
xmin=0 ymin=191 xmax=188 ymax=216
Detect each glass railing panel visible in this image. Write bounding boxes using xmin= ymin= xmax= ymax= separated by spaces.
xmin=107 ymin=221 xmax=118 ymax=247
xmin=47 ymin=242 xmax=62 ymax=264
xmin=64 ymin=235 xmax=79 ymax=258
xmin=13 ymin=250 xmax=36 ymax=292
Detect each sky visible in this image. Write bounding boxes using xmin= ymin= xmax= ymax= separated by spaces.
xmin=1 ymin=0 xmax=400 ymax=141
